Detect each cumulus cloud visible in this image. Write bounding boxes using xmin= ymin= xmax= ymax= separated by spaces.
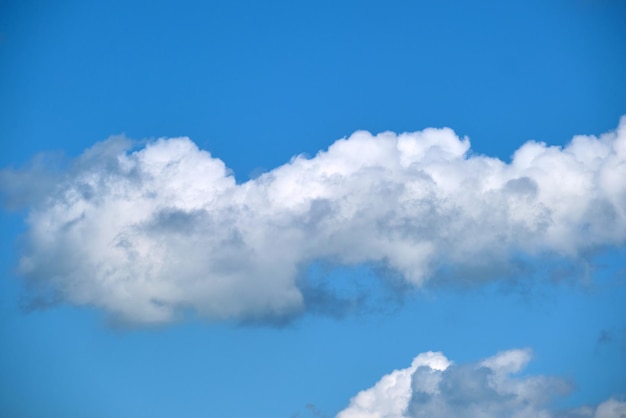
xmin=337 ymin=349 xmax=626 ymax=418
xmin=1 ymin=118 xmax=626 ymax=324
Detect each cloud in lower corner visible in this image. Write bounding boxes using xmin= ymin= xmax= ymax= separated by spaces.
xmin=1 ymin=117 xmax=626 ymax=324
xmin=336 ymin=349 xmax=626 ymax=418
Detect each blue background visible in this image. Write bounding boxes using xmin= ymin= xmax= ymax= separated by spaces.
xmin=1 ymin=1 xmax=625 ymax=417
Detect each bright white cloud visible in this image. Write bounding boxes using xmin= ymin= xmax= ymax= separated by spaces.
xmin=336 ymin=352 xmax=451 ymax=418
xmin=2 ymin=118 xmax=626 ymax=324
xmin=337 ymin=349 xmax=626 ymax=418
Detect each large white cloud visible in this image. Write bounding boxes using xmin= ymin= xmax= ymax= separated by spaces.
xmin=2 ymin=117 xmax=626 ymax=323
xmin=337 ymin=349 xmax=626 ymax=418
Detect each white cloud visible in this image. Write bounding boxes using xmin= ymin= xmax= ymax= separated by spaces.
xmin=2 ymin=118 xmax=626 ymax=324
xmin=336 ymin=349 xmax=625 ymax=418
xmin=336 ymin=352 xmax=450 ymax=418
xmin=593 ymin=399 xmax=626 ymax=418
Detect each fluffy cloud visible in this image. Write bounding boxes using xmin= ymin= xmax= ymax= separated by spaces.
xmin=2 ymin=118 xmax=626 ymax=324
xmin=337 ymin=349 xmax=626 ymax=418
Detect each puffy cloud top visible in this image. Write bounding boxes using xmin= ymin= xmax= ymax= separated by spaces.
xmin=2 ymin=118 xmax=626 ymax=324
xmin=337 ymin=349 xmax=626 ymax=418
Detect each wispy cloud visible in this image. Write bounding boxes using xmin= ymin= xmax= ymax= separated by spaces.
xmin=2 ymin=118 xmax=625 ymax=324
xmin=337 ymin=349 xmax=625 ymax=418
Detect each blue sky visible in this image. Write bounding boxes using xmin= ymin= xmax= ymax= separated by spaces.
xmin=1 ymin=1 xmax=625 ymax=417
